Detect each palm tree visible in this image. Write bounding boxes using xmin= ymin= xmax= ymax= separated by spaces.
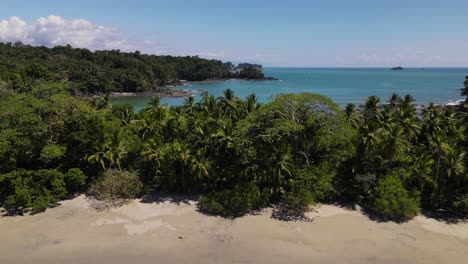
xmin=361 ymin=129 xmax=382 ymax=155
xmin=190 ymin=149 xmax=212 ymax=181
xmin=148 ymin=96 xmax=161 ymax=108
xmin=166 ymin=108 xmax=188 ymax=139
xmin=344 ymin=103 xmax=356 ymax=119
xmin=344 ymin=103 xmax=361 ymax=129
xmin=104 ymin=129 xmax=128 ymax=170
xmin=87 ymin=147 xmax=107 ymax=170
xmin=244 ymin=93 xmax=260 ymax=115
xmin=429 ymin=133 xmax=452 ymax=206
xmin=269 ymin=150 xmax=293 ymax=197
xmin=95 ymin=93 xmax=112 ymax=110
xmin=362 ymin=96 xmax=382 ymax=131
xmin=386 ymin=92 xmax=401 ymax=112
xmin=210 ymin=127 xmax=233 ymax=154
xmin=142 ymin=138 xmax=166 ymax=180
xmin=133 ymin=117 xmax=158 ymax=140
xmin=171 ymin=141 xmax=191 ymax=192
xmin=199 ymin=92 xmax=217 ymax=113
xmin=88 ymin=129 xmax=128 ymax=170
xmin=444 ymin=149 xmax=465 ymax=182
xmin=421 ymin=103 xmax=445 ymax=138
xmin=183 ymin=96 xmax=195 ymax=115
xmin=409 ymin=152 xmax=435 ymax=191
xmin=142 ymin=96 xmax=164 ymax=115
xmin=379 ymin=123 xmax=410 ymax=160
xmin=218 ymin=89 xmax=239 ymax=120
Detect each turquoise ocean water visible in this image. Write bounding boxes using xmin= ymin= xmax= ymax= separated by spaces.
xmin=113 ymin=68 xmax=467 ymax=111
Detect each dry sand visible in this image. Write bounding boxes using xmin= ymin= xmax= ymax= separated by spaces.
xmin=1 ymin=195 xmax=467 ymax=264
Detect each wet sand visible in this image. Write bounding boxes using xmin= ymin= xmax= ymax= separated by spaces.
xmin=1 ymin=195 xmax=467 ymax=264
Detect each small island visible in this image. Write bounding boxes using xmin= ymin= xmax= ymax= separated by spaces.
xmin=223 ymin=62 xmax=278 ymax=80
xmin=391 ymin=66 xmax=404 ymax=70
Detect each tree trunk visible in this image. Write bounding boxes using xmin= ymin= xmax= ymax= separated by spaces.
xmin=431 ymin=154 xmax=441 ymax=207
xmin=182 ymin=165 xmax=185 ymax=193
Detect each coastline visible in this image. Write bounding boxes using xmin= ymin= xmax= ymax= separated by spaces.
xmin=1 ymin=195 xmax=467 ymax=264
xmin=187 ymin=76 xmax=278 ymax=85
xmin=109 ymin=89 xmax=197 ymax=99
xmin=98 ymin=76 xmax=279 ymax=99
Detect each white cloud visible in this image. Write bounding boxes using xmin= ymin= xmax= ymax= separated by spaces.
xmin=0 ymin=15 xmax=269 ymax=64
xmin=187 ymin=51 xmax=226 ymax=58
xmin=0 ymin=15 xmax=156 ymax=52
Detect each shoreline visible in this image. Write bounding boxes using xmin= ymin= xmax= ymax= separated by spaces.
xmin=189 ymin=76 xmax=278 ymax=83
xmin=96 ymin=76 xmax=279 ymax=99
xmin=0 ymin=195 xmax=467 ymax=264
xmin=109 ymin=90 xmax=197 ymax=99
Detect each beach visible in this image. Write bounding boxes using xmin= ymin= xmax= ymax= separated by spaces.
xmin=1 ymin=195 xmax=467 ymax=264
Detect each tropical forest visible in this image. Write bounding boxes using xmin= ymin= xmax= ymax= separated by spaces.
xmin=1 ymin=43 xmax=467 ymax=222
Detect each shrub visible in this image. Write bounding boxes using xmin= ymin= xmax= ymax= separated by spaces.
xmin=3 ymin=186 xmax=32 ymax=211
xmin=33 ymin=169 xmax=67 ymax=199
xmin=296 ymin=162 xmax=337 ymax=202
xmin=280 ymin=163 xmax=334 ymax=215
xmin=40 ymin=144 xmax=67 ymax=163
xmin=0 ymin=169 xmax=67 ymax=213
xmin=369 ymin=174 xmax=420 ymax=220
xmin=453 ymin=194 xmax=468 ymax=215
xmin=64 ymin=168 xmax=86 ymax=192
xmin=90 ymin=170 xmax=143 ymax=200
xmin=32 ymin=194 xmax=52 ymax=213
xmin=283 ymin=186 xmax=315 ymax=213
xmin=199 ymin=183 xmax=269 ymax=215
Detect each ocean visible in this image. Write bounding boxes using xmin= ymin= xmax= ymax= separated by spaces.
xmin=112 ymin=68 xmax=467 ymax=111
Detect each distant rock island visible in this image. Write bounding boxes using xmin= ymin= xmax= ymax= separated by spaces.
xmin=391 ymin=66 xmax=404 ymax=70
xmin=222 ymin=62 xmax=278 ymax=80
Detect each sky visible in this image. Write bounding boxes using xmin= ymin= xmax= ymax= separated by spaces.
xmin=0 ymin=0 xmax=468 ymax=67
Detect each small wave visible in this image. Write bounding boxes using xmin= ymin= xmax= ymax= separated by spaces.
xmin=446 ymin=99 xmax=464 ymax=106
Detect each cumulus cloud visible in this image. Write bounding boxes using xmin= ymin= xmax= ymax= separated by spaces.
xmin=0 ymin=15 xmax=156 ymax=52
xmin=0 ymin=15 xmax=269 ymax=64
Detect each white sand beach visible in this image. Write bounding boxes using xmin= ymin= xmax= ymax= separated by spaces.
xmin=1 ymin=195 xmax=467 ymax=264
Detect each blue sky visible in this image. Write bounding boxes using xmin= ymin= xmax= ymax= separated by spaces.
xmin=1 ymin=0 xmax=468 ymax=67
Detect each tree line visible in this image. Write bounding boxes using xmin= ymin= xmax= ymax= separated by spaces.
xmin=0 ymin=79 xmax=467 ymax=220
xmin=0 ymin=42 xmax=270 ymax=95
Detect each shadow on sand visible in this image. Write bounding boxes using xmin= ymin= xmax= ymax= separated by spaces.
xmin=270 ymin=203 xmax=317 ymax=222
xmin=141 ymin=191 xmax=200 ymax=206
xmin=421 ymin=209 xmax=468 ymax=225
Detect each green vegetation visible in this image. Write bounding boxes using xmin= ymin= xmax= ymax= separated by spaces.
xmin=369 ymin=173 xmax=420 ymax=220
xmin=463 ymin=76 xmax=468 ymax=101
xmin=199 ymin=183 xmax=269 ymax=215
xmin=0 ymin=44 xmax=467 ymax=222
xmin=89 ymin=170 xmax=143 ymax=200
xmin=238 ymin=67 xmax=265 ymax=79
xmin=0 ymin=42 xmax=235 ymax=94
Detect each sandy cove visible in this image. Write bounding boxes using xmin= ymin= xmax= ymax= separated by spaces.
xmin=1 ymin=195 xmax=467 ymax=264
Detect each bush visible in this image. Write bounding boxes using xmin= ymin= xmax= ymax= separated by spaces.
xmin=453 ymin=194 xmax=468 ymax=215
xmin=279 ymin=163 xmax=334 ymax=216
xmin=32 ymin=194 xmax=52 ymax=213
xmin=90 ymin=170 xmax=143 ymax=200
xmin=3 ymin=186 xmax=32 ymax=211
xmin=40 ymin=144 xmax=67 ymax=163
xmin=0 ymin=169 xmax=67 ymax=213
xmin=199 ymin=183 xmax=269 ymax=215
xmin=33 ymin=169 xmax=67 ymax=199
xmin=369 ymin=174 xmax=420 ymax=220
xmin=284 ymin=186 xmax=315 ymax=213
xmin=64 ymin=168 xmax=86 ymax=192
xmin=296 ymin=162 xmax=337 ymax=202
